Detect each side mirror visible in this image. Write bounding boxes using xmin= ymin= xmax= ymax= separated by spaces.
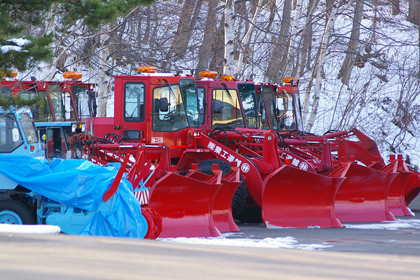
xmin=259 ymin=101 xmax=264 ymax=113
xmin=12 ymin=128 xmax=20 ymax=142
xmin=159 ymin=97 xmax=169 ymax=112
xmin=88 ymin=91 xmax=97 ymax=117
xmin=212 ymin=99 xmax=223 ymax=114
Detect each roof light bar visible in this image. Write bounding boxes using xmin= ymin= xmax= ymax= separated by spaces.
xmin=283 ymin=77 xmax=298 ymax=85
xmin=199 ymin=71 xmax=218 ymax=78
xmin=137 ymin=66 xmax=157 ymax=73
xmin=63 ymin=72 xmax=83 ymax=80
xmin=221 ymin=75 xmax=235 ymax=82
xmin=0 ymin=70 xmax=18 ymax=78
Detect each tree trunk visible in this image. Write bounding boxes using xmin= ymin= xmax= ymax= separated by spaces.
xmin=236 ymin=0 xmax=263 ymax=74
xmin=209 ymin=13 xmax=226 ymax=72
xmin=265 ymin=0 xmax=276 ymax=32
xmin=162 ymin=0 xmax=201 ymax=71
xmin=196 ymin=0 xmax=219 ymax=76
xmin=148 ymin=5 xmax=160 ymax=58
xmin=305 ymin=1 xmax=350 ymax=132
xmin=283 ymin=0 xmax=303 ymax=77
xmin=391 ymin=0 xmax=400 ymax=15
xmin=265 ymin=0 xmax=292 ymax=83
xmin=408 ymin=0 xmax=420 ymax=25
xmin=41 ymin=3 xmax=60 ymax=80
xmin=295 ymin=0 xmax=318 ymax=78
xmin=337 ymin=0 xmax=364 ymax=86
xmin=408 ymin=0 xmax=420 ymax=78
xmin=224 ymin=0 xmax=237 ymax=75
xmin=138 ymin=6 xmax=151 ymax=47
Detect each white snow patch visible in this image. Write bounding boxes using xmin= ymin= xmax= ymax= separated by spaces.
xmin=1 ymin=45 xmax=24 ymax=53
xmin=7 ymin=38 xmax=31 ymax=46
xmin=0 ymin=224 xmax=61 ymax=234
xmin=159 ymin=236 xmax=332 ymax=251
xmin=266 ymin=223 xmax=321 ymax=229
xmin=344 ymin=219 xmax=420 ymax=230
xmin=1 ymin=38 xmax=31 ymax=54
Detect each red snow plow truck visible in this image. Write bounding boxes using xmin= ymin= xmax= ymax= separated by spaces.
xmin=78 ymin=66 xmax=419 ymax=237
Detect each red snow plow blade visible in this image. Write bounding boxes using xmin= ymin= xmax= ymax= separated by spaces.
xmin=262 ymin=165 xmax=344 ymax=228
xmin=330 ymin=162 xmax=396 ymax=222
xmin=385 ymin=171 xmax=412 ymax=216
xmin=389 ymin=155 xmax=420 ymax=208
xmin=185 ymin=164 xmax=241 ymax=233
xmin=405 ymin=173 xmax=420 ymax=206
xmin=148 ymin=171 xmax=222 ymax=238
xmin=380 ymin=155 xmax=413 ymax=216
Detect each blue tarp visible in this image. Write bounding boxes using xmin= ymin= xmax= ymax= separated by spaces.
xmin=0 ymin=155 xmax=148 ymax=238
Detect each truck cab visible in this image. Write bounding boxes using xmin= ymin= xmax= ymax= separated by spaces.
xmin=196 ymin=72 xmax=271 ymax=136
xmin=0 ymin=71 xmax=93 ymax=159
xmin=257 ymin=79 xmax=303 ymax=133
xmin=87 ymin=66 xmax=201 ymax=160
xmin=0 ymin=106 xmax=44 ymax=224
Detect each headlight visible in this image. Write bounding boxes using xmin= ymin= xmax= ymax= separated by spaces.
xmin=72 ymin=124 xmax=76 ymax=132
xmin=81 ymin=123 xmax=86 ymax=132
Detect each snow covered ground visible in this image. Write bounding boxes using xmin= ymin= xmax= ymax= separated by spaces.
xmin=160 ymin=235 xmax=333 ymax=251
xmin=159 ymin=218 xmax=420 ymax=251
xmin=2 ymin=218 xmax=420 ymax=252
xmin=343 ymin=219 xmax=420 ymax=230
xmin=0 ymin=224 xmax=61 ymax=235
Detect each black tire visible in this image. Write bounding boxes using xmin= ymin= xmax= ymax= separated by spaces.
xmin=237 ymin=157 xmax=262 ymax=224
xmin=0 ymin=199 xmax=35 ymax=224
xmin=238 ymin=197 xmax=262 ymax=223
xmin=197 ymin=159 xmax=247 ymax=220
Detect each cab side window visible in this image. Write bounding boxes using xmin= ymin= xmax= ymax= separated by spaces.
xmin=124 ymin=82 xmax=145 ymax=121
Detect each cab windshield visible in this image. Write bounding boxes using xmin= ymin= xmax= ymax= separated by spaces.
xmin=152 ymin=83 xmax=189 ymax=131
xmin=262 ymin=86 xmax=276 ymax=130
xmin=238 ymin=84 xmax=258 ymax=128
xmin=27 ymin=90 xmax=54 ymax=121
xmin=179 ymin=79 xmax=200 ymax=126
xmin=48 ymin=84 xmax=65 ymax=121
xmin=0 ymin=113 xmax=23 ymax=152
xmin=212 ymin=87 xmax=244 ymax=129
xmin=256 ymin=92 xmax=270 ymax=130
xmin=20 ymin=113 xmax=39 ymax=143
xmin=62 ymin=90 xmax=78 ymax=121
xmin=274 ymin=93 xmax=298 ymax=131
xmin=72 ymin=86 xmax=91 ymax=118
xmin=19 ymin=89 xmax=52 ymax=122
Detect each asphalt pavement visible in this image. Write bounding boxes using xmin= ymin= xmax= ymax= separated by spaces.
xmin=231 ymin=196 xmax=420 ymax=256
xmin=0 ymin=196 xmax=419 ymax=279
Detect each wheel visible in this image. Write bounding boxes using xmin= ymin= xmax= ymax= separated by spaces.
xmin=142 ymin=207 xmax=163 ymax=239
xmin=197 ymin=159 xmax=247 ymax=220
xmin=237 ymin=157 xmax=262 ymax=224
xmin=238 ymin=196 xmax=262 ymax=223
xmin=0 ymin=199 xmax=35 ymax=225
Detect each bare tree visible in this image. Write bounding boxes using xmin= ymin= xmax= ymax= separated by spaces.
xmin=337 ymin=0 xmax=365 ymax=87
xmin=224 ymin=0 xmax=238 ymax=75
xmin=304 ymin=0 xmax=351 ymax=132
xmin=162 ymin=0 xmax=203 ymax=71
xmin=196 ymin=0 xmax=220 ymax=75
xmin=408 ymin=0 xmax=420 ymax=78
xmin=236 ymin=0 xmax=264 ymax=75
xmin=295 ymin=0 xmax=319 ymax=78
xmin=265 ymin=0 xmax=292 ymax=84
xmin=283 ymin=0 xmax=303 ymax=77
